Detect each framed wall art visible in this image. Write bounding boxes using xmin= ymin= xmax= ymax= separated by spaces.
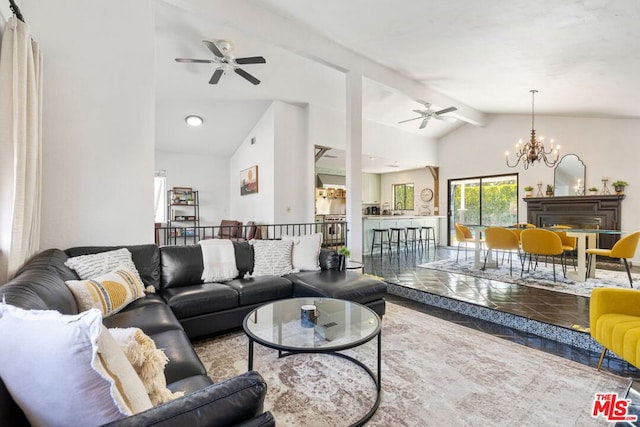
xmin=240 ymin=165 xmax=258 ymax=195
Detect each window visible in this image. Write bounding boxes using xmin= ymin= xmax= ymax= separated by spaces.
xmin=392 ymin=183 xmax=414 ymax=210
xmin=154 ymin=174 xmax=166 ymax=223
xmin=448 ymin=173 xmax=518 ymax=244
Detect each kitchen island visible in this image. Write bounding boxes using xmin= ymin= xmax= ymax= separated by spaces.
xmin=363 ymin=216 xmax=446 ymax=255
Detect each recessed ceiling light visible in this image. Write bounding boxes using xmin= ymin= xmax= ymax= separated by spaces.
xmin=185 ymin=115 xmax=203 ymax=127
xmin=369 ymin=156 xmax=375 ymax=161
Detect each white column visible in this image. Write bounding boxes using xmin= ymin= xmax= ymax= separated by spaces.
xmin=345 ymin=71 xmax=363 ymax=261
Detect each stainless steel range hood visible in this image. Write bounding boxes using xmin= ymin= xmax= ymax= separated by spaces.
xmin=316 ymin=174 xmax=346 ymax=188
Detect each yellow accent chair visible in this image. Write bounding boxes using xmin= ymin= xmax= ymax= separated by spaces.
xmin=483 ymin=227 xmax=520 ymax=275
xmin=553 ymin=226 xmax=577 ymax=271
xmin=454 ymin=223 xmax=479 ymax=262
xmin=586 ymin=231 xmax=640 ymax=287
xmin=520 ymin=228 xmax=565 ymax=282
xmin=590 ymin=287 xmax=640 ymax=370
xmin=510 ymin=223 xmax=535 ymax=244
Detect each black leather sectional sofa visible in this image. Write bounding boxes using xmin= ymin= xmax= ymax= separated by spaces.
xmin=0 ymin=242 xmax=387 ymax=426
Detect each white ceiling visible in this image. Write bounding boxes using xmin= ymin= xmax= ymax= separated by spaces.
xmin=156 ymin=0 xmax=640 ymax=171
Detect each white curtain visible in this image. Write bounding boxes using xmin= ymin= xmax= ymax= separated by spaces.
xmin=0 ymin=16 xmax=43 ymax=282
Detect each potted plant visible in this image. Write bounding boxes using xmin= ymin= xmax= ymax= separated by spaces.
xmin=337 ymin=246 xmax=351 ymax=270
xmin=524 ymin=186 xmax=534 ymax=197
xmin=612 ymin=180 xmax=628 ymax=195
xmin=546 ymin=184 xmax=554 ymax=197
xmin=588 ymin=187 xmax=599 ymax=196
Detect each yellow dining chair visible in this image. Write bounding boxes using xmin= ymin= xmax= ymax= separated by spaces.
xmin=454 ymin=223 xmax=478 ymax=262
xmin=586 ymin=231 xmax=640 ymax=287
xmin=510 ymin=223 xmax=535 ymax=245
xmin=553 ymin=226 xmax=577 ymax=271
xmin=520 ymin=228 xmax=565 ymax=282
xmin=483 ymin=227 xmax=520 ymax=275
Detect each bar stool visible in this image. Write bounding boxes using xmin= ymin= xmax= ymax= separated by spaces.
xmin=420 ymin=226 xmax=436 ymax=251
xmin=389 ymin=227 xmax=407 ymax=253
xmin=405 ymin=226 xmax=420 ymax=251
xmin=371 ymin=228 xmax=390 ymax=256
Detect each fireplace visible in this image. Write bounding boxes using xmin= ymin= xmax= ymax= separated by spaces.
xmin=525 ymin=195 xmax=624 ymax=249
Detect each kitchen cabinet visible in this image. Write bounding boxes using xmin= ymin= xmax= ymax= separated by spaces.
xmin=362 ymin=173 xmax=381 ymax=204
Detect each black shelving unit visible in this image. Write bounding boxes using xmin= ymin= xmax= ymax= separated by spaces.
xmin=166 ymin=189 xmax=200 ymax=244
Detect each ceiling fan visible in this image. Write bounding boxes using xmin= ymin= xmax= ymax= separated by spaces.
xmin=398 ymin=103 xmax=458 ymax=129
xmin=175 ymin=40 xmax=266 ymax=85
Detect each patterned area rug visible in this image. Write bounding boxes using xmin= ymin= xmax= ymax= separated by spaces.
xmin=418 ymin=257 xmax=639 ymax=297
xmin=193 ymin=302 xmax=628 ymax=426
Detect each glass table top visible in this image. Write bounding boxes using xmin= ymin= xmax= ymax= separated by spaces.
xmin=463 ymin=224 xmax=624 ymax=235
xmin=243 ymin=298 xmax=380 ymax=352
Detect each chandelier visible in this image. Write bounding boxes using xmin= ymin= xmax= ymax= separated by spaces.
xmin=505 ymin=90 xmax=559 ymax=169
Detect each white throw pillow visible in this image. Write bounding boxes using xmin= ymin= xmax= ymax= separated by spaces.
xmin=282 ymin=233 xmax=322 ymax=271
xmin=0 ymin=304 xmax=153 ymax=427
xmin=250 ymin=239 xmax=294 ymax=276
xmin=65 ymin=248 xmax=144 ymax=285
xmin=66 ymin=268 xmax=146 ymax=317
xmin=109 ymin=327 xmax=184 ymax=406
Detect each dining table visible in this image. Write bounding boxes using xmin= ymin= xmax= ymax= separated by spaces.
xmin=461 ymin=224 xmax=623 ymax=282
xmin=558 ymin=228 xmax=623 ymax=283
xmin=462 ymin=224 xmax=495 ymax=268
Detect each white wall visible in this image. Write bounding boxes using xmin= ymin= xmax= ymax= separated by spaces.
xmin=230 ymin=103 xmax=276 ymax=223
xmin=439 ymin=114 xmax=640 ymax=260
xmin=363 ymin=120 xmax=438 ymax=169
xmin=24 ymin=0 xmax=155 ymax=249
xmin=230 ymin=101 xmax=314 ymax=225
xmin=273 ymin=102 xmax=313 ymax=223
xmin=380 ymin=168 xmax=435 ymax=215
xmin=309 ymin=105 xmax=346 ymax=149
xmin=155 ymin=150 xmax=230 ymax=225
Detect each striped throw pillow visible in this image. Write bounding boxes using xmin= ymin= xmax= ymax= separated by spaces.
xmin=66 ymin=269 xmax=146 ymax=317
xmin=251 ymin=239 xmax=294 ymax=276
xmin=65 ymin=248 xmax=144 ymax=285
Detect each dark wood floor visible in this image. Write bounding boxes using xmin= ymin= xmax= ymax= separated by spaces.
xmin=363 ymin=246 xmax=640 ymax=378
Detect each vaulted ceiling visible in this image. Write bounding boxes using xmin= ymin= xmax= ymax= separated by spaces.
xmin=156 ymin=0 xmax=640 ymax=171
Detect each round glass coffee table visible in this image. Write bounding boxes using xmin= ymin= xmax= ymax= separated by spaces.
xmin=243 ymin=297 xmax=381 ymax=426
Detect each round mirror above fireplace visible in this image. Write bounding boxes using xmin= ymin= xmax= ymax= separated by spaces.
xmin=554 ymin=154 xmax=586 ymax=196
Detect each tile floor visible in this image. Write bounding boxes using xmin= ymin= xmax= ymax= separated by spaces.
xmin=362 ymin=245 xmax=640 ymax=378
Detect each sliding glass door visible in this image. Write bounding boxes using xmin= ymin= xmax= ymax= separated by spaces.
xmin=448 ymin=174 xmax=518 ymax=245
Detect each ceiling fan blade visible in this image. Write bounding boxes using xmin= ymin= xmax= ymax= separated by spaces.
xmin=419 ymin=118 xmax=430 ymax=129
xmin=235 ymin=56 xmax=266 ymax=65
xmin=434 ymin=106 xmax=457 ymax=115
xmin=209 ymin=68 xmax=224 ymax=85
xmin=175 ymin=58 xmax=214 ymax=64
xmin=398 ymin=116 xmax=423 ymax=124
xmin=234 ymin=68 xmax=261 ymax=85
xmin=203 ymin=40 xmax=225 ymax=58
xmin=412 ymin=109 xmax=428 ymax=115
xmin=433 ymin=115 xmax=458 ymax=122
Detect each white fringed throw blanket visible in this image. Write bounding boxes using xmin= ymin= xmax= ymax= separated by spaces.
xmin=199 ymin=239 xmax=239 ymax=282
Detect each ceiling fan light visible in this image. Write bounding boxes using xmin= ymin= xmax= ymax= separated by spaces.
xmin=185 ymin=115 xmax=203 ymax=127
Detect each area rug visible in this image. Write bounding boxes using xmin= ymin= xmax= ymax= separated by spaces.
xmin=193 ymin=302 xmax=628 ymax=426
xmin=418 ymin=257 xmax=639 ymax=297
